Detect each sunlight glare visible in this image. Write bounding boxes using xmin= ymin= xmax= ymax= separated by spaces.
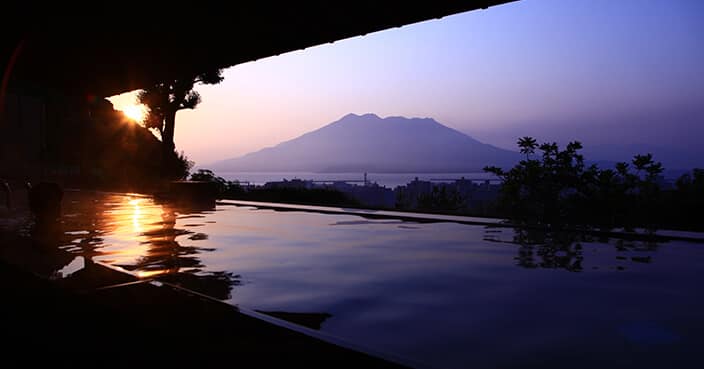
xmin=137 ymin=270 xmax=167 ymax=279
xmin=122 ymin=104 xmax=146 ymax=122
xmin=130 ymin=198 xmax=142 ymax=232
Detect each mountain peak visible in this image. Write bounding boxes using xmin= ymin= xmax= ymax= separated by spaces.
xmin=213 ymin=114 xmax=519 ymax=172
xmin=386 ymin=115 xmax=438 ymax=123
xmin=340 ymin=112 xmax=380 ymax=121
xmin=339 ymin=113 xmax=444 ymax=125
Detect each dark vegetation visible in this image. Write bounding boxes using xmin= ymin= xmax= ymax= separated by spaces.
xmin=26 ymin=69 xmax=223 ymax=191
xmin=666 ymin=169 xmax=704 ymax=230
xmin=189 ymin=169 xmax=359 ymax=207
xmin=484 ymin=137 xmax=704 ymax=232
xmin=138 ymin=68 xmax=223 ymax=175
xmin=40 ymin=98 xmax=192 ymax=190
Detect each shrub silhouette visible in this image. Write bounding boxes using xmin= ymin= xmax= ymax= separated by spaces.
xmin=484 ymin=137 xmax=672 ymax=231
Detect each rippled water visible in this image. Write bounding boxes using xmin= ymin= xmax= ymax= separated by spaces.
xmin=53 ymin=191 xmax=704 ymax=369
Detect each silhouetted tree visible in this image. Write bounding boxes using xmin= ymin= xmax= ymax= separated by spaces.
xmin=517 ymin=136 xmax=538 ymax=161
xmin=190 ymin=169 xmax=228 ymax=192
xmin=485 ymin=139 xmax=585 ymax=226
xmin=664 ymin=168 xmax=704 ymax=231
xmin=138 ymin=69 xmax=224 ymax=177
xmin=42 ymin=97 xmax=192 ymax=189
xmin=485 ymin=137 xmax=665 ymax=230
xmin=190 ymin=169 xmax=245 ymax=197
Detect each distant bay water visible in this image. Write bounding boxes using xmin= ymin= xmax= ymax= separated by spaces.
xmin=215 ymin=171 xmax=497 ymax=188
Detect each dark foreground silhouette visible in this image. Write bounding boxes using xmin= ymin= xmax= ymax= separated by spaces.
xmin=27 ymin=182 xmax=63 ymax=224
xmin=190 ymin=169 xmax=360 ymax=207
xmin=256 ymin=311 xmax=333 ymax=330
xmin=485 ymin=137 xmax=704 ymax=232
xmin=0 ymin=257 xmax=402 ymax=368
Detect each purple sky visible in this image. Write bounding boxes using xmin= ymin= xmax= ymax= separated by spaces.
xmin=110 ymin=0 xmax=704 ymax=166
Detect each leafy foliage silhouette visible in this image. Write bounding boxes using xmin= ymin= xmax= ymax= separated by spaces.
xmin=138 ymin=69 xmax=223 ymax=178
xmin=483 ymin=137 xmax=682 ymax=231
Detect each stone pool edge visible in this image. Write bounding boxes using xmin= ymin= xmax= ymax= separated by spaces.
xmin=0 ymin=229 xmax=415 ymax=368
xmin=219 ymin=199 xmax=704 ymax=243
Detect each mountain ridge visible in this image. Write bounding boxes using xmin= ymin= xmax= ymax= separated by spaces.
xmin=211 ymin=113 xmax=521 ymax=172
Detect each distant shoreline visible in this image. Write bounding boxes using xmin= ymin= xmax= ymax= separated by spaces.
xmin=209 ymin=170 xmax=490 ymax=174
xmin=208 ymin=171 xmax=498 ymax=188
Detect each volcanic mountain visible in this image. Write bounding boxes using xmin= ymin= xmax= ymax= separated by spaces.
xmin=211 ymin=113 xmax=520 ymax=172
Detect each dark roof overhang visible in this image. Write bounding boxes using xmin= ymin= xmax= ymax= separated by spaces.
xmin=1 ymin=1 xmax=516 ymax=97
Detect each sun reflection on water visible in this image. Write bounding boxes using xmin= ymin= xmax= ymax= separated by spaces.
xmin=136 ymin=269 xmax=167 ymax=278
xmin=129 ymin=198 xmax=142 ymax=233
xmin=62 ymin=194 xmax=188 ymax=278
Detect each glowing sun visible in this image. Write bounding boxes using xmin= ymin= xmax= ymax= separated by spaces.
xmin=122 ymin=105 xmax=146 ymax=122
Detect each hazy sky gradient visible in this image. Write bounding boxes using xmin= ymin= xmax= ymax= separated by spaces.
xmin=109 ymin=0 xmax=704 ymax=166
